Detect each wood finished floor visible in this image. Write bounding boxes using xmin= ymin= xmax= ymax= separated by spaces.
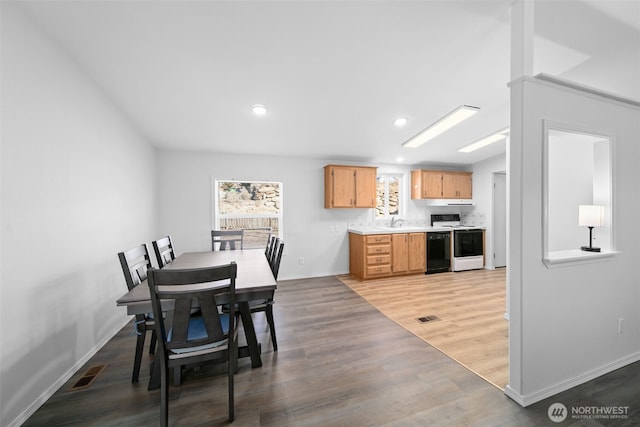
xmin=338 ymin=269 xmax=508 ymax=389
xmin=24 ymin=276 xmax=640 ymax=426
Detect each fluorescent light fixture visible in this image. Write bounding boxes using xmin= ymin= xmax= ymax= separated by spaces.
xmin=394 ymin=117 xmax=408 ymax=127
xmin=402 ymin=105 xmax=479 ymax=148
xmin=251 ymin=104 xmax=267 ymax=115
xmin=458 ymin=127 xmax=509 ymax=153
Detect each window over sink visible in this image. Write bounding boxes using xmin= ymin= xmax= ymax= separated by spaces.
xmin=375 ymin=174 xmax=401 ymax=219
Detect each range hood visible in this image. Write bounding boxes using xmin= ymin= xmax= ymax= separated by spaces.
xmin=423 ymin=199 xmax=475 ymax=206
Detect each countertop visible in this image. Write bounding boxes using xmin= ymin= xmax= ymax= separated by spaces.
xmin=348 ymin=225 xmax=485 ymax=235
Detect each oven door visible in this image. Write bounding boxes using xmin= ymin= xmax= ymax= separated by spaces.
xmin=454 ymin=229 xmax=483 ymax=257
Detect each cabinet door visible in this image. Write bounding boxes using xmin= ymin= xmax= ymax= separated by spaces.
xmin=442 ymin=172 xmax=472 ymax=199
xmin=408 ymin=233 xmax=426 ymax=272
xmin=422 ymin=170 xmax=443 ymax=198
xmin=457 ymin=173 xmax=472 ymax=199
xmin=391 ymin=234 xmax=409 ymax=273
xmin=354 ymin=167 xmax=377 ymax=207
xmin=330 ymin=167 xmax=356 ymax=207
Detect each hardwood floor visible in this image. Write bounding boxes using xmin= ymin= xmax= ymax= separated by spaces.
xmin=24 ymin=276 xmax=640 ymax=426
xmin=338 ymin=268 xmax=508 ymax=389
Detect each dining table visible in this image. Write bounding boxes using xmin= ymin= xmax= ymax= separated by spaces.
xmin=116 ymin=249 xmax=277 ymax=390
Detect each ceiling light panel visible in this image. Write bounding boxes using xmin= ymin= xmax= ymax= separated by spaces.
xmin=402 ymin=105 xmax=479 ymax=148
xmin=458 ymin=127 xmax=509 ymax=153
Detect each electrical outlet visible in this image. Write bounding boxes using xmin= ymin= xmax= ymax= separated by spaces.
xmin=618 ymin=318 xmax=624 ymax=334
xmin=299 ymin=257 xmax=304 ymax=265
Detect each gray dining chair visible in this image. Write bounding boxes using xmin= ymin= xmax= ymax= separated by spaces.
xmin=148 ymin=262 xmax=238 ymax=425
xmin=152 ymin=235 xmax=175 ymax=268
xmin=211 ymin=229 xmax=244 ymax=250
xmin=117 ymin=244 xmax=157 ymax=383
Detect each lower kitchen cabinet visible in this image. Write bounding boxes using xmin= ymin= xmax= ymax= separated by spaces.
xmin=392 ymin=233 xmax=426 ymax=273
xmin=408 ymin=232 xmax=426 ymax=272
xmin=349 ymin=232 xmax=426 ymax=280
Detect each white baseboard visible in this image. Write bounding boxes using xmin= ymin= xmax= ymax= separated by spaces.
xmin=503 ymin=351 xmax=640 ymax=407
xmin=9 ymin=316 xmax=132 ymax=427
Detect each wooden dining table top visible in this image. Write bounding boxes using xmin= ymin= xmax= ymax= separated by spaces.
xmin=117 ymin=249 xmax=277 ymax=307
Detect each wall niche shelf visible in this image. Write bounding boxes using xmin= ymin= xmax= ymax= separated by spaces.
xmin=543 ymin=249 xmax=619 ymax=269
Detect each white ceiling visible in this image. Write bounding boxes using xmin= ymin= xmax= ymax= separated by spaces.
xmin=17 ymin=0 xmax=640 ymax=166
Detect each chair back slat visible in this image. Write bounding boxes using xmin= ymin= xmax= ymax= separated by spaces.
xmin=211 ymin=230 xmax=244 ymax=251
xmin=271 ymin=240 xmax=285 ymax=280
xmin=152 ymin=235 xmax=175 ymax=268
xmin=118 ymin=244 xmax=152 ymax=291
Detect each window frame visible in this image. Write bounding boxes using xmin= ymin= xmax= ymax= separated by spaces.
xmin=374 ymin=173 xmax=403 ymax=221
xmin=212 ymin=178 xmax=284 ymax=245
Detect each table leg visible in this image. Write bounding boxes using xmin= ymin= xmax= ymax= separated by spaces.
xmin=238 ymin=301 xmax=262 ymax=368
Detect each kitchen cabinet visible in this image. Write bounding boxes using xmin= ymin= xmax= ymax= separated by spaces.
xmin=411 ymin=169 xmax=472 ymax=200
xmin=442 ymin=172 xmax=472 ymax=199
xmin=324 ymin=165 xmax=377 ymax=208
xmin=349 ymin=232 xmax=425 ymax=280
xmin=349 ymin=233 xmax=392 ymax=280
xmin=392 ymin=233 xmax=426 ymax=273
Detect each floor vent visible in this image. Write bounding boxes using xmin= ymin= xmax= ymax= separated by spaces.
xmin=417 ymin=315 xmax=440 ymax=323
xmin=70 ymin=364 xmax=108 ymax=391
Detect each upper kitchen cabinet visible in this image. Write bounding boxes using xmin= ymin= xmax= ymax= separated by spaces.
xmin=411 ymin=170 xmax=472 ymax=200
xmin=442 ymin=171 xmax=472 ymax=199
xmin=324 ymin=165 xmax=377 ymax=208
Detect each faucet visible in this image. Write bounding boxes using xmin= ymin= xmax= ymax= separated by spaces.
xmin=390 ymin=217 xmax=404 ymax=227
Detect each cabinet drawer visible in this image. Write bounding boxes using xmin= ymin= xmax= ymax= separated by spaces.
xmin=366 ymin=245 xmax=390 ymax=255
xmin=366 ymin=265 xmax=391 ymax=276
xmin=366 ymin=235 xmax=391 ymax=244
xmin=367 ymin=254 xmax=391 ymax=265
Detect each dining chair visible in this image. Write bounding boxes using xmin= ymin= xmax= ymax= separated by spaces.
xmin=211 ymin=229 xmax=244 ymax=251
xmin=270 ymin=239 xmax=285 ymax=281
xmin=251 ymin=239 xmax=284 ymax=351
xmin=265 ymin=234 xmax=277 ymax=261
xmin=148 ymin=262 xmax=238 ymax=425
xmin=264 ymin=234 xmax=275 ymax=258
xmin=117 ymin=244 xmax=157 ymax=383
xmin=152 ymin=235 xmax=175 ymax=268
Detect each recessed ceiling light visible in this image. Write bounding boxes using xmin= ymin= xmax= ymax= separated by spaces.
xmin=251 ymin=104 xmax=267 ymax=115
xmin=394 ymin=117 xmax=408 ymax=127
xmin=458 ymin=127 xmax=509 ymax=153
xmin=395 ymin=157 xmax=405 ymax=163
xmin=402 ymin=105 xmax=479 ymax=148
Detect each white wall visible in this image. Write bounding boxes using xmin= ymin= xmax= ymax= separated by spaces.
xmin=0 ymin=5 xmax=157 ymax=426
xmin=507 ymin=76 xmax=640 ymax=405
xmin=548 ymin=136 xmax=593 ymax=252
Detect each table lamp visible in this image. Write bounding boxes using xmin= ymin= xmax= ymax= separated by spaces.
xmin=579 ymin=205 xmax=604 ymax=252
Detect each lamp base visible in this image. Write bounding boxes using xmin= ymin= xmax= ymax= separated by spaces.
xmin=581 ymin=246 xmax=601 ymax=252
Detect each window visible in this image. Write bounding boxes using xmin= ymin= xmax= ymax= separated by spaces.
xmin=213 ymin=180 xmax=282 ymax=249
xmin=375 ymin=174 xmax=401 ymax=218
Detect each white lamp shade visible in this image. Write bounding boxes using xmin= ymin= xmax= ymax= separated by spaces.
xmin=578 ymin=205 xmax=604 ymax=227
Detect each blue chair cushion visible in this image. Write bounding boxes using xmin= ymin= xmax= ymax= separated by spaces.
xmin=167 ymin=314 xmax=230 ymax=355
